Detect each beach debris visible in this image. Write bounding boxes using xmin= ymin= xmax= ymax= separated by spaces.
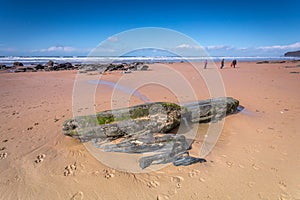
xmin=63 ymin=102 xmax=182 ymax=141
xmin=54 ymin=117 xmax=59 ymax=122
xmin=62 ymin=97 xmax=239 ymax=169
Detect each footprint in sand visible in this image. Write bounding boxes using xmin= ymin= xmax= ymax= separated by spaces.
xmin=247 ymin=181 xmax=255 ymax=188
xmin=147 ymin=180 xmax=160 ymax=188
xmin=252 ymin=163 xmax=260 ymax=170
xmin=64 ymin=163 xmax=77 ymax=176
xmin=70 ymin=191 xmax=84 ymax=200
xmin=103 ymin=169 xmax=115 ymax=179
xmin=35 ymin=154 xmax=46 ymax=163
xmin=188 ymin=169 xmax=200 ymax=178
xmin=279 ymin=192 xmax=291 ymax=200
xmin=171 ymin=176 xmax=184 ymax=189
xmin=0 ymin=152 xmax=8 ymax=159
xmin=279 ymin=180 xmax=287 ymax=191
xmin=171 ymin=176 xmax=184 ymax=183
xmin=271 ymin=167 xmax=278 ymax=172
xmin=226 ymin=161 xmax=234 ymax=168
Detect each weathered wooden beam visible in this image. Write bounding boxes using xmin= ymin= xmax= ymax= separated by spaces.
xmin=63 ymin=97 xmax=239 ymax=141
xmin=62 ymin=97 xmax=239 ymax=169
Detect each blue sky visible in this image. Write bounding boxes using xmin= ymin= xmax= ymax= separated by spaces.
xmin=0 ymin=0 xmax=299 ymax=56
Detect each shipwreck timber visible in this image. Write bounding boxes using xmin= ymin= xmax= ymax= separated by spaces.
xmin=62 ymin=97 xmax=239 ymax=169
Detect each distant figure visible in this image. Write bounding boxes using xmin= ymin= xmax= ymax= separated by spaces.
xmin=204 ymin=59 xmax=208 ymax=69
xmin=231 ymin=59 xmax=237 ymax=68
xmin=220 ymin=59 xmax=224 ymax=69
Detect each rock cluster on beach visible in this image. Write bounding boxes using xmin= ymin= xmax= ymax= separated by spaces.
xmin=0 ymin=60 xmax=78 ymax=72
xmin=0 ymin=60 xmax=150 ymax=73
xmin=78 ymin=62 xmax=149 ymax=73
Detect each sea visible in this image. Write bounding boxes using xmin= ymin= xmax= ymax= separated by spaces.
xmin=0 ymin=56 xmax=298 ymax=66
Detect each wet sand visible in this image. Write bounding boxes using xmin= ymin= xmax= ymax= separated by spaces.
xmin=0 ymin=61 xmax=299 ymax=199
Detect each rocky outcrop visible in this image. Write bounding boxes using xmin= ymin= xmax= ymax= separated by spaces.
xmin=284 ymin=50 xmax=300 ymax=57
xmin=0 ymin=64 xmax=6 ymax=69
xmin=13 ymin=62 xmax=24 ymax=67
xmin=35 ymin=64 xmax=44 ymax=70
xmin=62 ymin=97 xmax=239 ymax=169
xmin=78 ymin=62 xmax=150 ymax=73
xmin=47 ymin=60 xmax=54 ymax=67
xmin=14 ymin=66 xmax=37 ymax=72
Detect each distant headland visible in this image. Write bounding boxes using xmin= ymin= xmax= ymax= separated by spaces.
xmin=284 ymin=50 xmax=300 ymax=57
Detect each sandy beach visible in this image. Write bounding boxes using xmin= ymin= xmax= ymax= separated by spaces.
xmin=0 ymin=61 xmax=299 ymax=199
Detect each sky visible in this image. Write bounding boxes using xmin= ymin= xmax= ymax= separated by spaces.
xmin=0 ymin=0 xmax=299 ymax=56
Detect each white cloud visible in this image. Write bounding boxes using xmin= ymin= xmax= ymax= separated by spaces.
xmin=258 ymin=42 xmax=300 ymax=50
xmin=31 ymin=45 xmax=92 ymax=54
xmin=107 ymin=36 xmax=119 ymax=42
xmin=205 ymin=45 xmax=233 ymax=50
xmin=39 ymin=45 xmax=77 ymax=52
xmin=175 ymin=44 xmax=201 ymax=50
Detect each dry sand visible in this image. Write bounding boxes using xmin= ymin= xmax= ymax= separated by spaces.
xmin=0 ymin=61 xmax=299 ymax=199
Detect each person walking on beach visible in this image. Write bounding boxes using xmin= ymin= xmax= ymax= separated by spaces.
xmin=220 ymin=58 xmax=224 ymax=69
xmin=204 ymin=59 xmax=208 ymax=69
xmin=231 ymin=59 xmax=237 ymax=68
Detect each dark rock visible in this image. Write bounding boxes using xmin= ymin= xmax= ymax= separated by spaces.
xmin=14 ymin=66 xmax=37 ymax=72
xmin=256 ymin=61 xmax=269 ymax=64
xmin=104 ymin=64 xmax=126 ymax=72
xmin=137 ymin=65 xmax=149 ymax=71
xmin=35 ymin=64 xmax=44 ymax=70
xmin=13 ymin=62 xmax=24 ymax=67
xmin=270 ymin=60 xmax=286 ymax=64
xmin=14 ymin=67 xmax=27 ymax=72
xmin=47 ymin=60 xmax=54 ymax=67
xmin=53 ymin=62 xmax=74 ymax=70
